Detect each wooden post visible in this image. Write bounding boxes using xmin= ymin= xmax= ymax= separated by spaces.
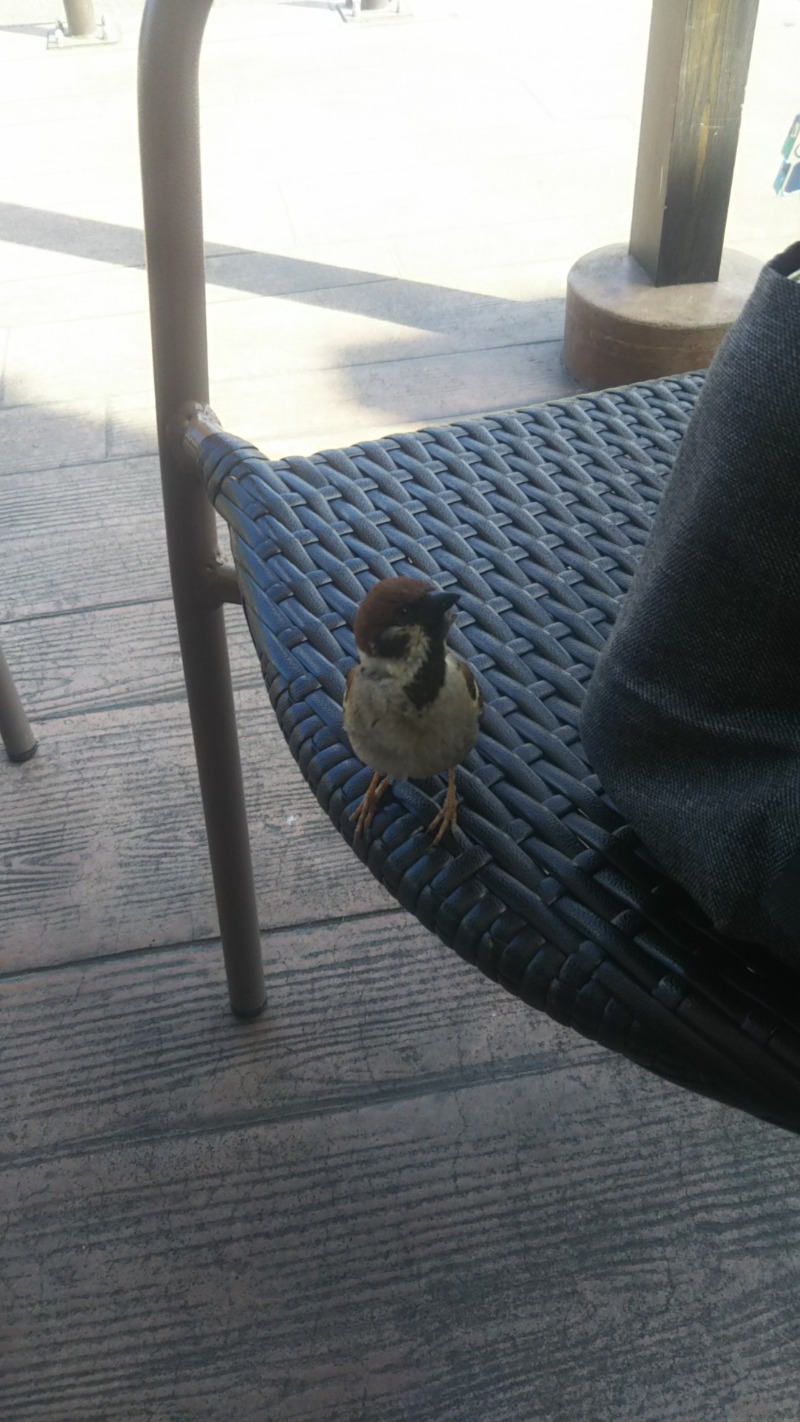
xmin=630 ymin=0 xmax=759 ymax=287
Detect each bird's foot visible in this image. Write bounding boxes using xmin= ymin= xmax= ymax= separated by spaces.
xmin=427 ymin=767 xmax=458 ymax=846
xmin=351 ymin=771 xmax=391 ymax=840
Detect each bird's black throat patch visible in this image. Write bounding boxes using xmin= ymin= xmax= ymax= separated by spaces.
xmin=404 ymin=640 xmax=446 ymax=711
xmin=374 ymin=628 xmax=410 ymax=661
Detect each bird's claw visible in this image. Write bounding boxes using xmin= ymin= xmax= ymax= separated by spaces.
xmin=351 ymin=769 xmax=461 ymax=847
xmin=351 ymin=771 xmax=391 ymax=841
xmin=427 ymin=802 xmax=458 ymax=846
xmin=426 ymin=767 xmax=459 ymax=846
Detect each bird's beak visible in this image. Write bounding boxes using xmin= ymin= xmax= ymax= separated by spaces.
xmin=418 ymin=587 xmax=459 ymax=632
xmin=423 ymin=589 xmax=460 ymax=616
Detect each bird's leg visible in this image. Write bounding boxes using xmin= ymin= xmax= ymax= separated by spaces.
xmin=427 ymin=767 xmax=458 ymax=846
xmin=351 ymin=770 xmax=391 ymax=840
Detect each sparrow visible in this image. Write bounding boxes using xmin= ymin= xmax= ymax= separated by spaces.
xmin=343 ymin=575 xmax=482 ymax=844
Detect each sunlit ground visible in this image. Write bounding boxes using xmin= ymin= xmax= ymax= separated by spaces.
xmin=2 ymin=0 xmax=799 ymax=462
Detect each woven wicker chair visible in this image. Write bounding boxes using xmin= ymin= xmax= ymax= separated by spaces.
xmin=139 ymin=0 xmax=800 ymax=1133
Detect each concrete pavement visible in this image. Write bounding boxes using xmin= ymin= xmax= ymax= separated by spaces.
xmin=2 ymin=0 xmax=799 ymax=464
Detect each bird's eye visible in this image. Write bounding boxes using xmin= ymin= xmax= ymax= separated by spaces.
xmin=399 ymin=605 xmax=410 ymax=618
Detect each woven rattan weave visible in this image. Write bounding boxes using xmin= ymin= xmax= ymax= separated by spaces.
xmin=193 ymin=374 xmax=800 ymax=1133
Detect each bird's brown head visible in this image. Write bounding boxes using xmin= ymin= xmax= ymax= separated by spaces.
xmin=354 ymin=576 xmax=459 ymax=660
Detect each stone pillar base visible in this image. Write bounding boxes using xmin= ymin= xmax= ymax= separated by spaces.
xmin=563 ymin=244 xmax=762 ymax=388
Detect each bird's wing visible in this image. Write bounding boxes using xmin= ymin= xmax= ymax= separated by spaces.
xmin=457 ymin=657 xmax=483 ymax=711
xmin=343 ymin=664 xmax=358 ymax=710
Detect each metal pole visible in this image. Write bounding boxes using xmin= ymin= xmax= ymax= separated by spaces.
xmin=63 ymin=1 xmax=97 ymax=36
xmin=0 ymin=642 xmax=37 ymax=763
xmin=138 ymin=0 xmax=265 ymax=1016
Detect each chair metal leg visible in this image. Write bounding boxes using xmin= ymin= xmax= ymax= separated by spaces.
xmin=0 ymin=641 xmax=37 ymax=764
xmin=138 ymin=0 xmax=265 ymax=1017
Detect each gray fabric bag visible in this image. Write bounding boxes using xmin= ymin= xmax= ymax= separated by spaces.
xmin=581 ymin=242 xmax=800 ymax=963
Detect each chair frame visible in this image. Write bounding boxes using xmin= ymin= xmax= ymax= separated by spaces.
xmin=139 ymin=0 xmax=265 ymax=1015
xmin=0 ymin=642 xmax=37 ymax=764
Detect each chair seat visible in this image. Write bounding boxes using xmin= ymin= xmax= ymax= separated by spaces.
xmin=195 ymin=373 xmax=800 ymax=1133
